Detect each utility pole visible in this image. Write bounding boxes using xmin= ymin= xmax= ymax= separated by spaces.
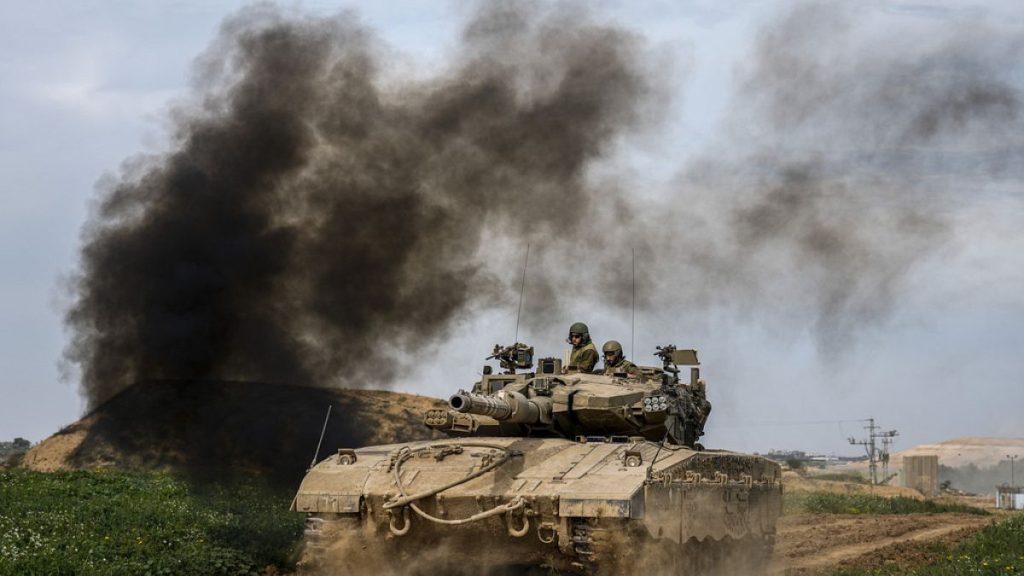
xmin=1008 ymin=454 xmax=1019 ymax=488
xmin=849 ymin=418 xmax=898 ymax=485
xmin=878 ymin=429 xmax=898 ymax=480
xmin=849 ymin=418 xmax=878 ymax=484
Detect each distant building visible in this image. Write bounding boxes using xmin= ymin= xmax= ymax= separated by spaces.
xmin=903 ymin=455 xmax=939 ymax=497
xmin=996 ymin=486 xmax=1024 ymax=510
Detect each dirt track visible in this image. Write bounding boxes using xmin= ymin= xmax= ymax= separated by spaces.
xmin=770 ymin=512 xmax=994 ymax=575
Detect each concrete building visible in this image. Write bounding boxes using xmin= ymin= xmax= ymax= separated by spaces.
xmin=996 ymin=486 xmax=1024 ymax=510
xmin=903 ymin=454 xmax=939 ymax=497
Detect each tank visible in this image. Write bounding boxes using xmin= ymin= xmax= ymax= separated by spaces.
xmin=291 ymin=344 xmax=783 ymax=575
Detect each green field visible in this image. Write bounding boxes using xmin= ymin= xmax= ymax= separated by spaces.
xmin=784 ymin=491 xmax=989 ymax=516
xmin=834 ymin=512 xmax=1024 ymax=576
xmin=0 ymin=469 xmax=305 ymax=576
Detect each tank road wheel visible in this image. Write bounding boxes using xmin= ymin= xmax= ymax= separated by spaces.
xmin=568 ymin=518 xmax=662 ymax=575
xmin=677 ymin=535 xmax=774 ymax=576
xmin=680 ymin=536 xmax=714 ymax=575
xmin=299 ymin=513 xmax=360 ymax=569
xmin=569 ymin=518 xmax=628 ymax=575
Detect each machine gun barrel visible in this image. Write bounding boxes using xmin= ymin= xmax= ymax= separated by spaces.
xmin=448 ymin=390 xmax=543 ymax=424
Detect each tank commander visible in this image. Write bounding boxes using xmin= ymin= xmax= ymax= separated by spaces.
xmin=567 ymin=322 xmax=599 ymax=372
xmin=601 ymin=340 xmax=639 ymax=376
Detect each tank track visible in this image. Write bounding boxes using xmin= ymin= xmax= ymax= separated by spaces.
xmin=569 ymin=518 xmax=599 ymax=572
xmin=568 ymin=517 xmax=775 ymax=575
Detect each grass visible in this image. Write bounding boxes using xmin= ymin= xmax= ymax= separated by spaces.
xmin=0 ymin=469 xmax=305 ymax=576
xmin=785 ymin=491 xmax=989 ymax=516
xmin=833 ymin=512 xmax=1024 ymax=575
xmin=808 ymin=472 xmax=870 ymax=483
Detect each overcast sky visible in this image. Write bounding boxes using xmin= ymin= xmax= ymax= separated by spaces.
xmin=2 ymin=0 xmax=1022 ymax=457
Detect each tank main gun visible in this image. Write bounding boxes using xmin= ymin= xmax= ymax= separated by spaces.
xmin=448 ymin=390 xmax=550 ymax=425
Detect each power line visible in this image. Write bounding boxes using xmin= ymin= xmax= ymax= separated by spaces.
xmin=714 ymin=418 xmax=869 ymax=429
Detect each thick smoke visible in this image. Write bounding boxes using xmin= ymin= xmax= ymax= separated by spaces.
xmin=659 ymin=3 xmax=1024 ymax=353
xmin=65 ymin=4 xmax=656 ymax=406
xmin=65 ymin=2 xmax=1024 ymax=408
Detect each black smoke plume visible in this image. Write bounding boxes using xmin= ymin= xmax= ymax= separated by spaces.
xmin=65 ymin=4 xmax=656 ymax=406
xmin=65 ymin=2 xmax=1024 ymax=412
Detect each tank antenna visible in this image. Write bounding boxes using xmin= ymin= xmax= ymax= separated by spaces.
xmin=631 ymin=247 xmax=636 ymax=360
xmin=646 ymin=430 xmax=669 ymax=481
xmin=310 ymin=405 xmax=332 ymax=469
xmin=513 ymin=244 xmax=530 ymax=344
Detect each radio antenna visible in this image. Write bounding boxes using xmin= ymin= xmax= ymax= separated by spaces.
xmin=631 ymin=247 xmax=636 ymax=360
xmin=310 ymin=405 xmax=332 ymax=469
xmin=513 ymin=244 xmax=530 ymax=344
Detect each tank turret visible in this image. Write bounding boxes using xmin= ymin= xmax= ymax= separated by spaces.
xmin=424 ymin=342 xmax=710 ymax=446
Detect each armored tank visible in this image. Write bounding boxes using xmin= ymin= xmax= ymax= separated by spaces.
xmin=292 ymin=344 xmax=782 ymax=574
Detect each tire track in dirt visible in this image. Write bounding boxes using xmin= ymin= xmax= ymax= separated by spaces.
xmin=769 ymin=513 xmax=993 ymax=575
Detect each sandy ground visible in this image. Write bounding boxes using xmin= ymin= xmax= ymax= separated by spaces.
xmin=20 ymin=415 xmax=97 ymax=471
xmin=769 ymin=512 xmax=995 ymax=575
xmin=769 ymin=472 xmax=997 ymax=574
xmin=782 ymin=470 xmax=924 ymax=499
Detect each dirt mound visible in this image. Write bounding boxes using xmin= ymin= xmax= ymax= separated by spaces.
xmin=22 ymin=380 xmax=444 ymax=482
xmin=782 ymin=471 xmax=923 ymax=499
xmin=892 ymin=436 xmax=1024 ymax=469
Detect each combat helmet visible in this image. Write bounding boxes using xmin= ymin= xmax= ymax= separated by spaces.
xmin=602 ymin=340 xmax=623 ymax=362
xmin=567 ymin=322 xmax=591 ymax=345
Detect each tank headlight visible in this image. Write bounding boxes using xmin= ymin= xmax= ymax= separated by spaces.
xmin=337 ymin=449 xmax=357 ymax=465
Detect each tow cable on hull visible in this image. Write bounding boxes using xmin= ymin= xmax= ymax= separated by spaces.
xmin=382 ymin=443 xmax=528 ymax=536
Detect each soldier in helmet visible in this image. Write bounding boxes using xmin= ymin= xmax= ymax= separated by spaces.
xmin=567 ymin=322 xmax=599 ymax=372
xmin=601 ymin=340 xmax=639 ymax=376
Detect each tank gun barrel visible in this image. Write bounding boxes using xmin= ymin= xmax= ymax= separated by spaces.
xmin=448 ymin=390 xmax=544 ymax=424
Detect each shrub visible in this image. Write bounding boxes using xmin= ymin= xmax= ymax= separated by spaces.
xmin=0 ymin=469 xmax=305 ymax=576
xmin=810 ymin=472 xmax=869 ymax=484
xmin=787 ymin=491 xmax=988 ymax=516
xmin=833 ymin=513 xmax=1024 ymax=575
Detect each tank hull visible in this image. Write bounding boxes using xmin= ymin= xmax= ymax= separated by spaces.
xmin=293 ymin=437 xmax=782 ymax=574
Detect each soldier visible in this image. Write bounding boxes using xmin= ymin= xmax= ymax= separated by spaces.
xmin=566 ymin=322 xmax=599 ymax=372
xmin=601 ymin=340 xmax=639 ymax=376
